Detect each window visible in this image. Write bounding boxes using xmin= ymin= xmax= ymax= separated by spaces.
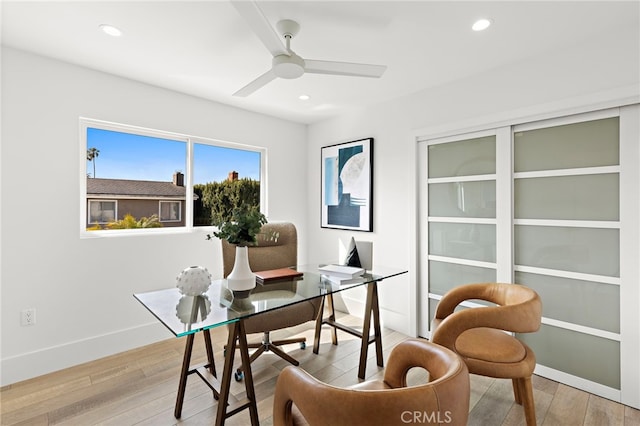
xmin=81 ymin=119 xmax=264 ymax=234
xmin=88 ymin=200 xmax=117 ymax=224
xmin=192 ymin=142 xmax=262 ymax=227
xmin=159 ymin=201 xmax=181 ymax=222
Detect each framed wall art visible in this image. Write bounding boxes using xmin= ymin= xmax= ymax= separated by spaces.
xmin=321 ymin=137 xmax=373 ymax=231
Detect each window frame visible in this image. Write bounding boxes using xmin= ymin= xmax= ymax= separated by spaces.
xmin=80 ymin=118 xmax=266 ymax=238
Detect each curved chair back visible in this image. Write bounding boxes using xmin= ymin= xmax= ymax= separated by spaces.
xmin=431 ymin=282 xmax=542 ymax=350
xmin=222 ymin=222 xmax=297 ymax=277
xmin=273 ymin=339 xmax=470 ymax=426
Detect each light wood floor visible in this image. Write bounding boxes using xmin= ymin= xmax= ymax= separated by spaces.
xmin=2 ymin=313 xmax=639 ymax=426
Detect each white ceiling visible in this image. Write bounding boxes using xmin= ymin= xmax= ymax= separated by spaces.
xmin=2 ymin=1 xmax=638 ymax=124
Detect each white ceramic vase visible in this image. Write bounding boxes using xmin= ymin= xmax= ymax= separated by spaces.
xmin=227 ymin=245 xmax=256 ymax=295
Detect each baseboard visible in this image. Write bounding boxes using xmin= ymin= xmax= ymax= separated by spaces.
xmin=1 ymin=322 xmax=171 ymax=386
xmin=534 ymin=364 xmax=621 ymax=404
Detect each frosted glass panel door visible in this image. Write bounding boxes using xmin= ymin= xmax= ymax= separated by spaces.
xmin=421 ymin=133 xmax=497 ymax=336
xmin=418 ymin=106 xmax=639 ymax=408
xmin=513 ymin=116 xmax=622 ymax=395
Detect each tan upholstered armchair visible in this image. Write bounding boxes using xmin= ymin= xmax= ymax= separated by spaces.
xmin=222 ymin=222 xmax=322 ymax=371
xmin=431 ymin=283 xmax=542 ymax=426
xmin=222 ymin=222 xmax=298 ymax=276
xmin=273 ymin=339 xmax=470 ymax=426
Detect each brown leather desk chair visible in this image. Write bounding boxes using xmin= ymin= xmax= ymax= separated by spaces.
xmin=431 ymin=283 xmax=542 ymax=426
xmin=222 ymin=222 xmax=321 ymax=374
xmin=273 ymin=339 xmax=470 ymax=426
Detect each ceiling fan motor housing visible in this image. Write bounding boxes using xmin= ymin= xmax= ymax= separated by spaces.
xmin=272 ymin=53 xmax=305 ymax=79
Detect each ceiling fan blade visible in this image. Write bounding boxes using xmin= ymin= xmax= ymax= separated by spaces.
xmin=233 ymin=69 xmax=277 ymax=97
xmin=304 ymin=59 xmax=387 ymax=78
xmin=231 ymin=0 xmax=289 ymax=57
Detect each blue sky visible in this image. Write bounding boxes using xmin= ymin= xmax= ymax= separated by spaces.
xmin=87 ymin=128 xmax=260 ymax=183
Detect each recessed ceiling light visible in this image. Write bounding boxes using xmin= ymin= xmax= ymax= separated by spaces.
xmin=99 ymin=24 xmax=122 ymax=37
xmin=472 ymin=18 xmax=492 ymax=32
xmin=299 ymin=94 xmax=310 ymax=101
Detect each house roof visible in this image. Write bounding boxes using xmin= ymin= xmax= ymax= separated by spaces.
xmin=87 ymin=178 xmax=187 ymax=199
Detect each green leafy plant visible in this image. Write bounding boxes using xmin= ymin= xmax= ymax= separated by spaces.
xmin=207 ymin=206 xmax=270 ymax=246
xmin=106 ymin=213 xmax=163 ymax=229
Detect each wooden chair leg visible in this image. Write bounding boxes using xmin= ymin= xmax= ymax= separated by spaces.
xmin=512 ymin=378 xmax=522 ymax=404
xmin=520 ymin=376 xmax=537 ymax=426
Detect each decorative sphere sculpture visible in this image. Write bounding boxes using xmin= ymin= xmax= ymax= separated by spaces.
xmin=176 ymin=265 xmax=211 ymax=296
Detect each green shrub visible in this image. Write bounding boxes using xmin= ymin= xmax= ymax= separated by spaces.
xmin=196 ymin=178 xmax=260 ymax=225
xmin=106 ymin=214 xmax=163 ymax=229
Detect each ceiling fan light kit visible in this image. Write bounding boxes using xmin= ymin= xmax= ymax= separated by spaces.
xmin=273 ymin=53 xmax=305 ymax=79
xmin=231 ymin=1 xmax=387 ymax=97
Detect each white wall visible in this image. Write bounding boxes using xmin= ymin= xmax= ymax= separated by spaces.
xmin=0 ymin=47 xmax=307 ymax=385
xmin=305 ymin=25 xmax=639 ymax=337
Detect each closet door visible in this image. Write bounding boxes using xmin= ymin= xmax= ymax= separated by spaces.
xmin=512 ymin=112 xmax=624 ymax=400
xmin=418 ymin=106 xmax=639 ymax=407
xmin=419 ymin=132 xmax=499 ymax=337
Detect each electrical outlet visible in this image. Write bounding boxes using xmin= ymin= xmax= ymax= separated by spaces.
xmin=21 ymin=308 xmax=36 ymax=326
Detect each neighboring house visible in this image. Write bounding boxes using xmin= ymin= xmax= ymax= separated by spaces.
xmin=87 ymin=172 xmax=194 ymax=228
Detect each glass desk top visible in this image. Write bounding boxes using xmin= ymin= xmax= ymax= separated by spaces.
xmin=134 ymin=264 xmax=407 ymax=337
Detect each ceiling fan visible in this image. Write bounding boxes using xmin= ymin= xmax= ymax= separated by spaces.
xmin=231 ymin=0 xmax=387 ymax=97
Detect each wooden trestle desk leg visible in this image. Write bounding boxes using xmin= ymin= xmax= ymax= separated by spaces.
xmin=327 ymin=294 xmax=338 ymax=345
xmin=215 ymin=320 xmax=259 ymax=426
xmin=313 ymin=294 xmax=339 ymax=354
xmin=313 ymin=296 xmax=325 ymax=353
xmin=313 ymin=282 xmax=384 ymax=380
xmin=175 ymin=333 xmax=194 ymax=418
xmin=203 ymin=329 xmax=217 ymax=377
xmin=174 ymin=329 xmax=217 ymax=419
xmin=358 ymin=281 xmax=383 ymax=379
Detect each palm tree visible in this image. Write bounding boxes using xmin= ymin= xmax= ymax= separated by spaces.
xmin=86 ymin=147 xmax=100 ymax=178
